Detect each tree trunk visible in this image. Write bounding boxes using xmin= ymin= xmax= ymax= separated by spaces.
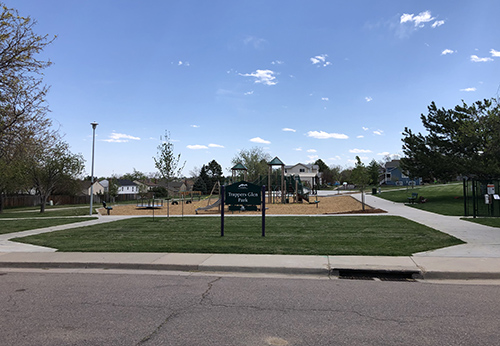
xmin=40 ymin=194 xmax=48 ymax=213
xmin=361 ymin=189 xmax=365 ymax=211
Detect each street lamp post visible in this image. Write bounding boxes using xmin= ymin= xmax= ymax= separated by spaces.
xmin=89 ymin=122 xmax=98 ymax=216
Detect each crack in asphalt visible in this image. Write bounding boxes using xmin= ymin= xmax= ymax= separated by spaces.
xmin=136 ymin=276 xmax=222 ymax=345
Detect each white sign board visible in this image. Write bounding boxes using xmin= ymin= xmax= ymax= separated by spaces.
xmin=487 ymin=184 xmax=495 ymax=195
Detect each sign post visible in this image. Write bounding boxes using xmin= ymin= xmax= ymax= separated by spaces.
xmin=221 ymin=185 xmax=225 ymax=237
xmin=221 ymin=181 xmax=266 ymax=237
xmin=262 ymin=185 xmax=265 ymax=237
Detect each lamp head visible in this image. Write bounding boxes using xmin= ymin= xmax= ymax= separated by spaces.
xmin=91 ymin=122 xmax=98 ymax=129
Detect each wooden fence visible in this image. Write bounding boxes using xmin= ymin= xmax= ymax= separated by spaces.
xmin=3 ymin=195 xmax=101 ymax=208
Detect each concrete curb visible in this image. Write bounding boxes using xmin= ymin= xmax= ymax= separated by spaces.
xmin=1 ymin=253 xmax=500 ymax=280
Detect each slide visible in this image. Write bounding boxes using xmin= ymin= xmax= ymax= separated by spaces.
xmin=297 ymin=193 xmax=309 ymax=203
xmin=195 ymin=198 xmax=222 ymax=214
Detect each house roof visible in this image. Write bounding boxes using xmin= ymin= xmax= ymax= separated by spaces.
xmin=116 ymin=179 xmax=137 ymax=187
xmin=80 ymin=180 xmax=103 ymax=190
xmin=385 ymin=160 xmax=400 ymax=169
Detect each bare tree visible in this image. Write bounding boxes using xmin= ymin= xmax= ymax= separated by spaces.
xmin=153 ymin=131 xmax=185 ymax=197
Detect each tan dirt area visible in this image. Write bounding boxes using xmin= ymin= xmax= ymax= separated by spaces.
xmin=98 ymin=195 xmax=385 ymax=216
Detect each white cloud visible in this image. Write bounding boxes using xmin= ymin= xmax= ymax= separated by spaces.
xmin=373 ymin=130 xmax=384 ymax=136
xmin=321 ymin=97 xmax=329 ymax=101
xmin=306 ymin=155 xmax=319 ymax=163
xmin=271 ymin=60 xmax=284 ymax=65
xmin=244 ymin=36 xmax=267 ymax=49
xmin=208 ymin=143 xmax=224 ymax=148
xmin=102 ymin=132 xmax=140 ymax=143
xmin=191 ymin=125 xmax=200 ymax=128
xmin=365 ymin=96 xmax=373 ymax=102
xmin=491 ymin=49 xmax=500 ymax=57
xmin=244 ymin=90 xmax=254 ymax=95
xmin=349 ymin=149 xmax=372 ymax=153
xmin=460 ymin=87 xmax=476 ymax=92
xmin=177 ymin=60 xmax=190 ymax=66
xmin=282 ymin=128 xmax=296 ymax=132
xmin=307 ymin=149 xmax=317 ymax=153
xmin=307 ymin=130 xmax=349 ymax=139
xmin=441 ymin=49 xmax=455 ymax=55
xmin=362 ymin=127 xmax=369 ymax=131
xmin=432 ymin=20 xmax=445 ymax=28
xmin=357 ymin=135 xmax=364 ymax=138
xmin=310 ymin=54 xmax=331 ymax=67
xmin=471 ymin=55 xmax=493 ymax=62
xmin=250 ymin=137 xmax=271 ymax=144
xmin=377 ymin=152 xmax=390 ymax=156
xmin=328 ymin=156 xmax=341 ymax=161
xmin=187 ymin=144 xmax=208 ymax=150
xmin=294 ymin=147 xmax=302 ymax=151
xmin=400 ymin=11 xmax=435 ymax=27
xmin=239 ymin=69 xmax=277 ymax=86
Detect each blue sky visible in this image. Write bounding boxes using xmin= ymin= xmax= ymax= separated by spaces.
xmin=8 ymin=0 xmax=500 ymax=178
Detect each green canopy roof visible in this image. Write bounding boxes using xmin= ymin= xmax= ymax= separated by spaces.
xmin=268 ymin=156 xmax=285 ymax=166
xmin=231 ymin=162 xmax=248 ymax=171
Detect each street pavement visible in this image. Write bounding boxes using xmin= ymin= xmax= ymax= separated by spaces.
xmin=1 ymin=192 xmax=500 ymax=280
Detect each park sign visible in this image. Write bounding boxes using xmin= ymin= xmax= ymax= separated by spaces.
xmin=225 ymin=181 xmax=261 ymax=206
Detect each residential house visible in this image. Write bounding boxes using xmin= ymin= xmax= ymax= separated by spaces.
xmin=115 ymin=179 xmax=139 ymax=195
xmin=284 ymin=163 xmax=320 ymax=187
xmin=99 ymin=179 xmax=110 ymax=193
xmin=99 ymin=179 xmax=139 ymax=195
xmin=166 ymin=181 xmax=187 ymax=196
xmin=80 ymin=180 xmax=105 ymax=196
xmin=382 ymin=160 xmax=422 ymax=186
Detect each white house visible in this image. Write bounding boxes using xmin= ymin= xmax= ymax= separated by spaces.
xmin=100 ymin=179 xmax=139 ymax=195
xmin=284 ymin=163 xmax=320 ymax=187
xmin=116 ymin=179 xmax=139 ymax=195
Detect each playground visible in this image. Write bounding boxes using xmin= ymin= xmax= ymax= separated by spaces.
xmin=99 ymin=157 xmax=383 ymax=216
xmin=98 ymin=195 xmax=381 ymax=216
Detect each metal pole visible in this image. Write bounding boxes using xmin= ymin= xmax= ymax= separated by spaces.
xmin=89 ymin=122 xmax=98 ymax=216
xmin=463 ymin=178 xmax=467 ymax=217
xmin=221 ymin=185 xmax=225 ymax=237
xmin=262 ymin=185 xmax=266 ymax=237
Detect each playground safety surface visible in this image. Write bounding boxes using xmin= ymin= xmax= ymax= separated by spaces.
xmin=99 ymin=195 xmax=383 ymax=216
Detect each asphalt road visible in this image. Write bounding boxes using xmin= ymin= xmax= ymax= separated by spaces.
xmin=1 ymin=270 xmax=500 ymax=346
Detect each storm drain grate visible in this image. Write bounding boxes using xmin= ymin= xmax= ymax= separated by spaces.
xmin=338 ymin=276 xmax=374 ymax=280
xmin=332 ymin=269 xmax=420 ymax=282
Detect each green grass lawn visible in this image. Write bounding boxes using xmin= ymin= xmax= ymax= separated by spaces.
xmin=0 ymin=206 xmax=97 ymax=218
xmin=0 ymin=218 xmax=98 ymax=235
xmin=462 ymin=217 xmax=500 ymax=228
xmin=378 ymin=183 xmax=465 ymax=216
xmin=13 ymin=216 xmax=463 ymax=256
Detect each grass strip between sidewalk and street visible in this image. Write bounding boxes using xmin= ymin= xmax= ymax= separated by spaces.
xmin=13 ymin=216 xmax=463 ymax=256
xmin=0 ymin=218 xmax=98 ymax=235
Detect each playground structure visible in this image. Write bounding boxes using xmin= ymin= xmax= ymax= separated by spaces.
xmin=195 ymin=181 xmax=222 ymax=214
xmin=136 ymin=198 xmax=164 ymax=209
xmin=251 ymin=156 xmax=315 ymax=204
xmin=194 ymin=157 xmax=317 ymax=214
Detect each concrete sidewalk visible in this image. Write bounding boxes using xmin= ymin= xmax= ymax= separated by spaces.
xmin=1 ymin=194 xmax=500 ymax=280
xmin=1 ymin=252 xmax=500 ymax=280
